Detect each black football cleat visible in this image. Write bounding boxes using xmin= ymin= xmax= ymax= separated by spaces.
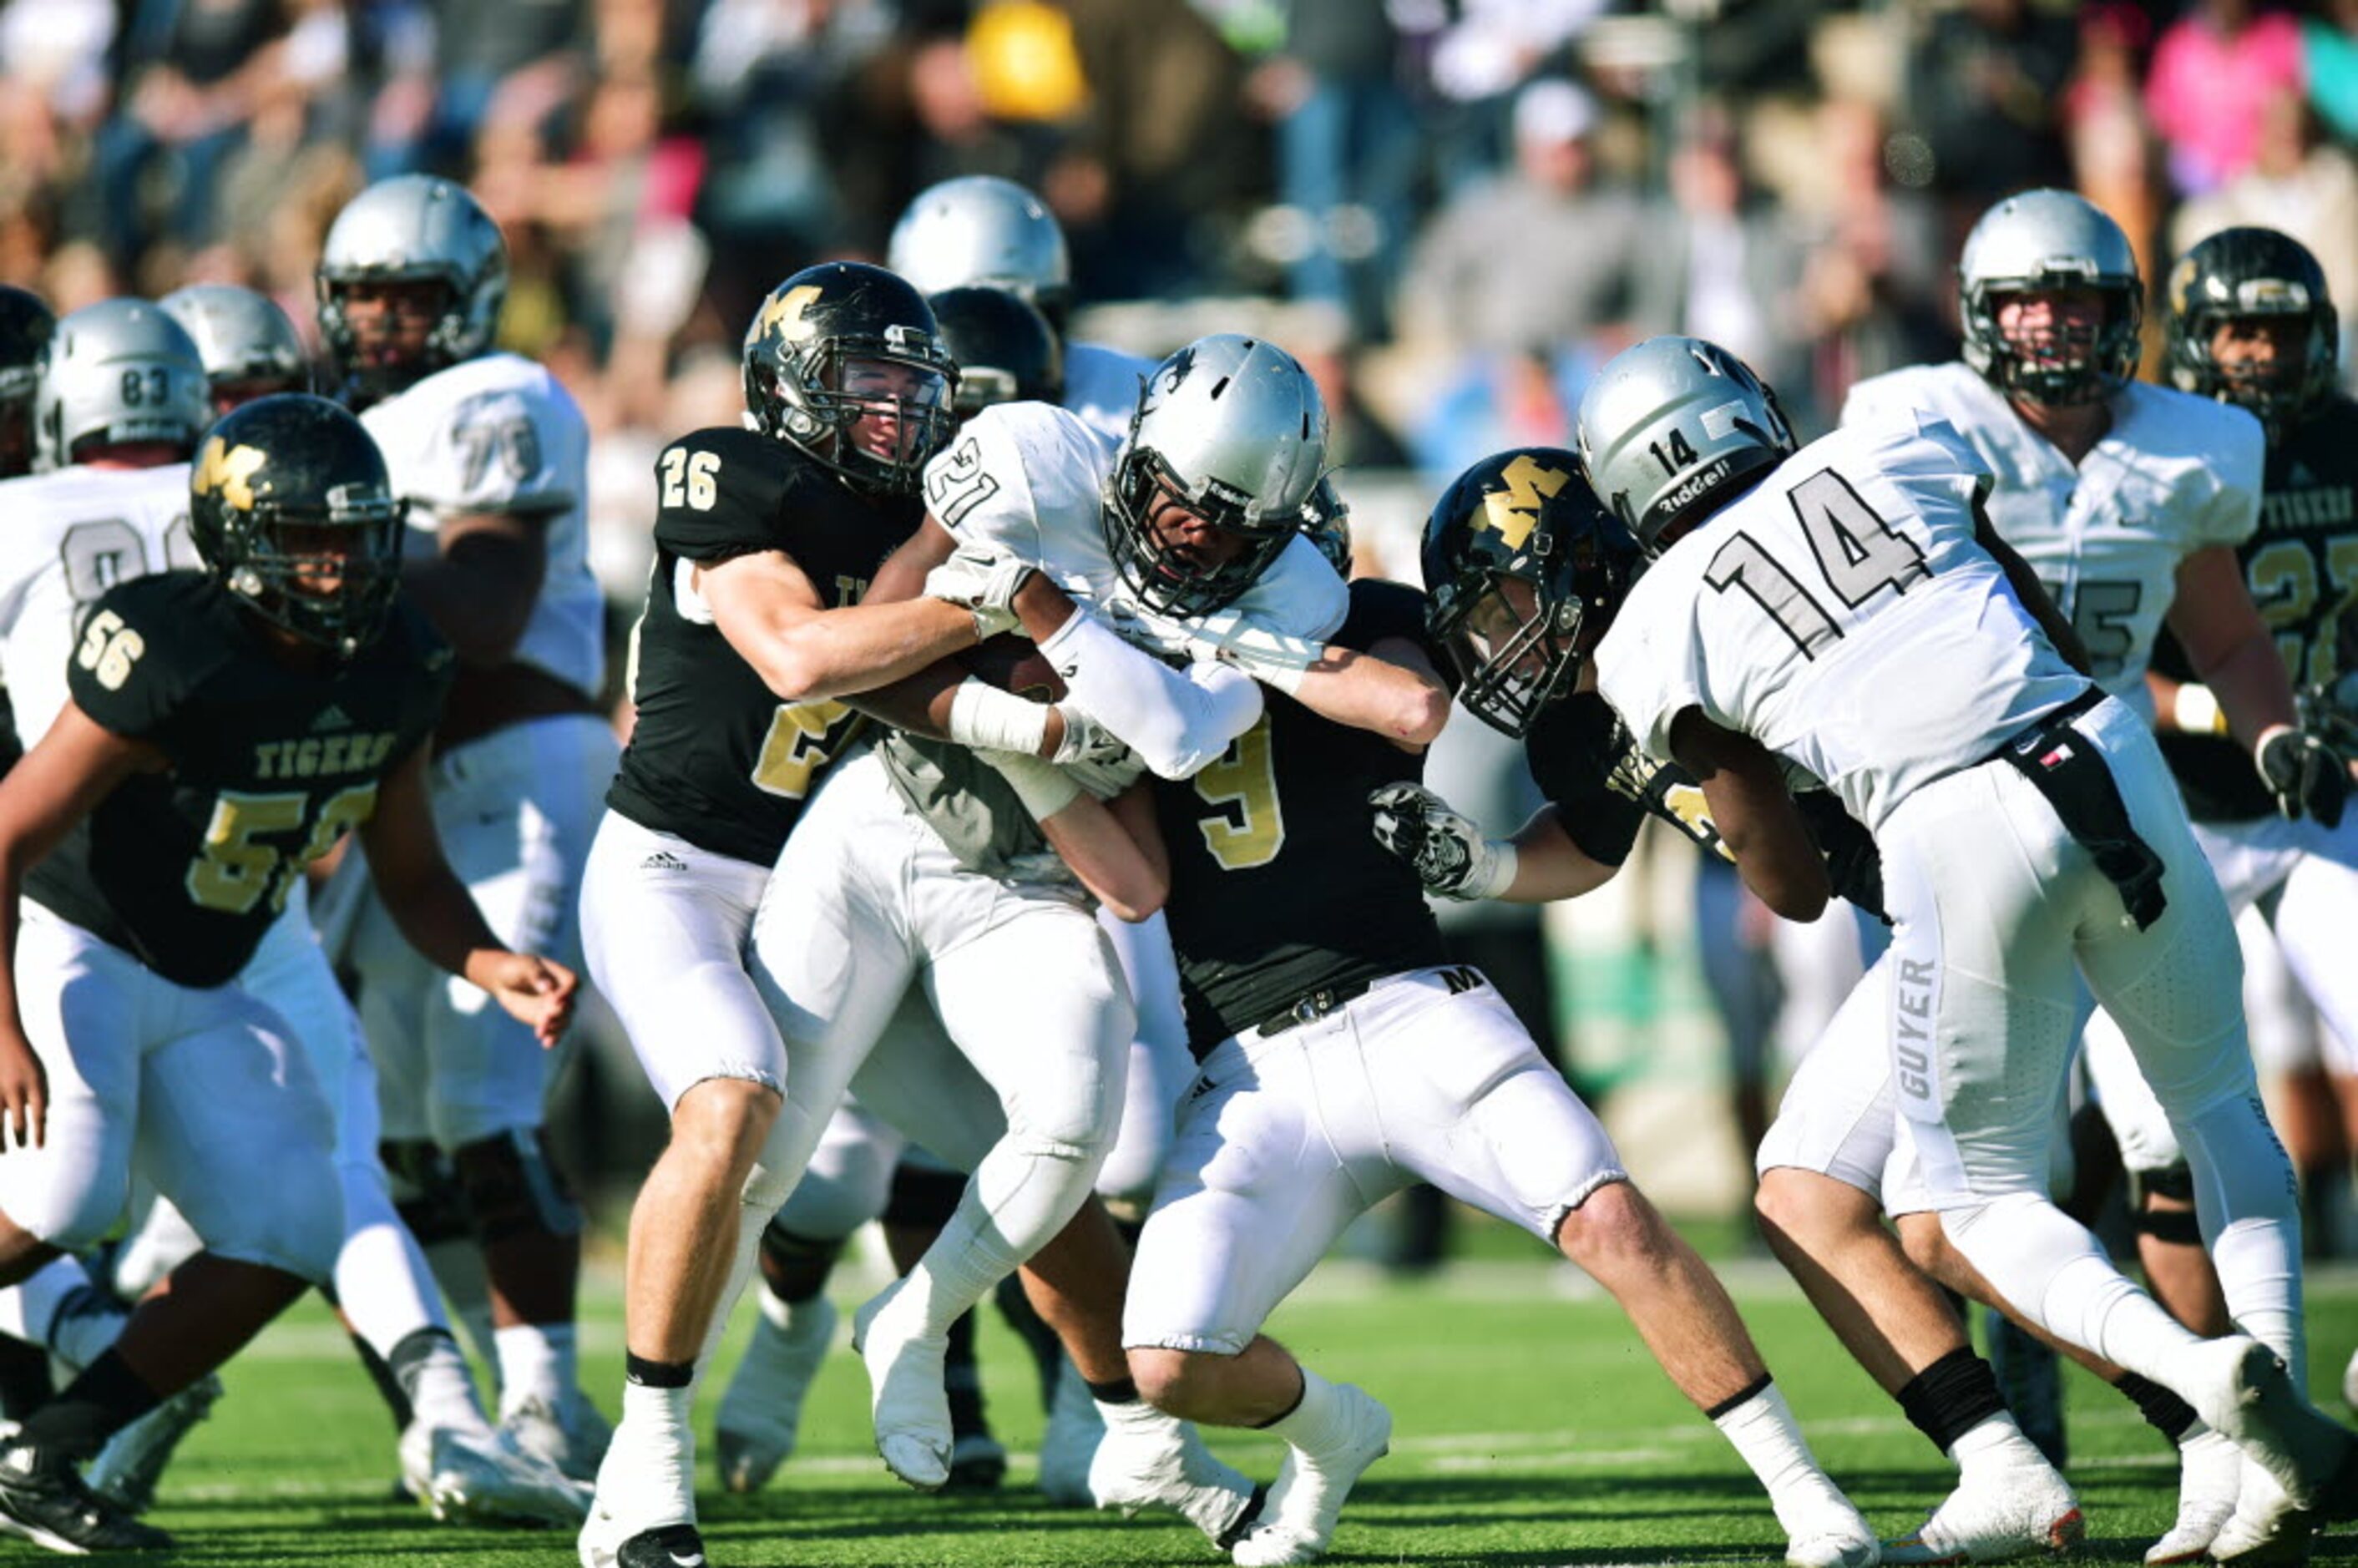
xmin=0 ymin=1440 xmax=173 ymax=1553
xmin=616 ymin=1522 xmax=711 ymax=1568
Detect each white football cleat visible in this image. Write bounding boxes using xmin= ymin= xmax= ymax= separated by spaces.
xmin=1035 ymin=1358 xmax=1103 ymax=1506
xmin=1227 ymin=1383 xmax=1391 ymax=1568
xmin=2208 ymin=1457 xmax=2321 ymax=1565
xmin=400 ymin=1418 xmax=591 ymax=1527
xmin=2142 ymin=1427 xmax=2240 ymax=1565
xmin=1089 ymin=1402 xmax=1262 ymax=1550
xmin=503 ymin=1388 xmax=615 ymax=1485
xmin=1774 ymin=1474 xmax=1881 ymax=1568
xmin=852 ymin=1280 xmax=951 ymax=1491
xmin=86 ymin=1373 xmax=221 ymax=1515
xmin=715 ymin=1294 xmax=836 ymax=1493
xmin=2173 ymin=1336 xmax=2355 ymax=1513
xmin=1880 ymin=1457 xmax=2079 ymax=1564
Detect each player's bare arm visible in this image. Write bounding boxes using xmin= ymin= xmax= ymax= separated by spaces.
xmin=698 ymin=544 xmax=982 ymax=705
xmin=1667 ymin=707 xmax=1829 ymax=921
xmin=1285 ymin=638 xmax=1451 ymax=747
xmin=355 ymin=743 xmax=577 ymax=1048
xmin=0 ymin=702 xmax=162 ymax=1148
xmin=1973 ymin=501 xmax=2092 ymax=676
xmin=1015 ymin=771 xmax=1166 ymax=923
xmin=400 ymin=507 xmax=553 ymax=667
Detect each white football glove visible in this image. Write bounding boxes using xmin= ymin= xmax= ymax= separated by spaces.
xmin=1176 ymin=608 xmax=1323 ymax=695
xmin=926 ymin=541 xmax=1036 ymax=640
xmin=1050 ymin=702 xmax=1136 ymax=770
xmin=1367 ymin=783 xmax=1516 ymax=901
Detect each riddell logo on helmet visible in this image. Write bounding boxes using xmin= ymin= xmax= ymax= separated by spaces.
xmin=1202 ymin=478 xmax=1252 ymax=509
xmin=1662 ymin=457 xmax=1733 ymax=513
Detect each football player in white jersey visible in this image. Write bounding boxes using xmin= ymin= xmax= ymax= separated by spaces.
xmin=1582 ymin=334 xmax=2357 ymax=1549
xmin=0 ymin=302 xmax=590 ymax=1527
xmin=158 ymin=283 xmax=310 ymax=414
xmin=312 ymin=174 xmax=620 ymax=1479
xmin=1774 ymin=191 xmax=2348 ymax=1560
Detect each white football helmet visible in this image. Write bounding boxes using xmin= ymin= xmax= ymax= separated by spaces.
xmin=1959 ymin=189 xmax=2142 ymax=407
xmin=316 ymin=175 xmax=507 ymax=405
xmin=887 ymin=176 xmax=1071 ymax=331
xmin=159 ymin=283 xmax=310 ymax=411
xmin=35 ymin=299 xmax=210 ymax=472
xmin=1576 ymin=334 xmax=1794 ymax=554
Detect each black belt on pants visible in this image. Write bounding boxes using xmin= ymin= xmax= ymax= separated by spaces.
xmin=1252 ymin=966 xmax=1485 ymax=1039
xmin=1992 ymin=684 xmax=2168 ymax=931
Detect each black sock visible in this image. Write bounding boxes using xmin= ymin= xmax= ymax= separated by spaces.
xmin=2113 ymin=1371 xmax=2198 ymax=1444
xmin=1895 ymin=1348 xmax=2009 ymax=1455
xmin=17 ymin=1352 xmax=161 ymax=1461
xmin=0 ymin=1338 xmax=53 ymax=1424
xmin=1084 ymin=1374 xmax=1139 ymax=1406
xmin=625 ymin=1353 xmax=693 ymax=1389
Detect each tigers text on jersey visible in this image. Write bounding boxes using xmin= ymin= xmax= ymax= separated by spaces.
xmin=606 ymin=427 xmax=920 ymax=868
xmin=0 ymin=463 xmax=197 ymax=751
xmin=28 ymin=571 xmax=451 ymax=989
xmin=1151 ymin=579 xmax=1449 ymax=1053
xmin=1596 ymin=411 xmax=2089 ymax=834
xmin=1841 ymin=361 xmax=2261 ymax=705
xmin=923 ymin=401 xmax=1349 ymax=652
xmin=1063 ymin=341 xmax=1156 ymax=440
xmin=359 ymin=351 xmax=604 ymax=698
xmin=2155 ymin=392 xmax=2358 ymax=820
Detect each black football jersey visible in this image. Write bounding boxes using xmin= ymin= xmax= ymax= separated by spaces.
xmin=606 ymin=427 xmax=923 ymax=866
xmin=1526 ymin=692 xmax=1655 ymax=867
xmin=1152 ymin=579 xmax=1452 ymax=1055
xmin=2154 ymin=393 xmax=2358 ymax=821
xmin=27 ymin=571 xmax=451 ymax=989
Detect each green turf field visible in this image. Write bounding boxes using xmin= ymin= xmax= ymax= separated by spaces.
xmin=129 ymin=1252 xmax=2358 ymax=1567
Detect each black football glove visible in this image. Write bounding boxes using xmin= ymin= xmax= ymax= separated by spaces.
xmin=1792 ymin=789 xmax=1889 ymax=923
xmin=2256 ymin=726 xmax=2349 ymax=829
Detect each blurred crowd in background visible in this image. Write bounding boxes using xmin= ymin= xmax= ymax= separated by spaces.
xmin=14 ymin=0 xmax=2358 ymax=1244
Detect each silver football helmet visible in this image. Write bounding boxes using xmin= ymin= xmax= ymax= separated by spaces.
xmin=887 ymin=176 xmax=1072 ymax=330
xmin=1959 ymin=188 xmax=2142 ymax=407
xmin=159 ymin=284 xmax=310 ymax=412
xmin=316 ymin=175 xmax=507 ymax=406
xmin=35 ymin=299 xmax=210 ymax=472
xmin=1104 ymin=333 xmax=1328 ymax=615
xmin=1576 ymin=334 xmax=1795 ymax=554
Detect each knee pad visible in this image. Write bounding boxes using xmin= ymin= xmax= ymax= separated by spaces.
xmin=2133 ymin=1203 xmax=2205 ymax=1246
xmin=882 ymin=1161 xmax=967 ymax=1230
xmin=453 ymin=1129 xmax=583 ymax=1242
xmin=757 ymin=1216 xmax=843 ymax=1275
xmin=380 ymin=1139 xmax=471 ymax=1247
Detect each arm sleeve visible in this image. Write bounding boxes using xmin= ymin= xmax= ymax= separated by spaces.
xmin=1037 ymin=609 xmax=1264 ymax=780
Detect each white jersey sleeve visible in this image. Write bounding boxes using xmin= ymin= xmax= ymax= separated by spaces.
xmin=360 ymin=353 xmax=604 ymax=697
xmin=0 ymin=465 xmax=197 ymax=747
xmin=1062 ymin=341 xmax=1155 ymax=440
xmin=1596 ymin=412 xmax=2089 ymax=832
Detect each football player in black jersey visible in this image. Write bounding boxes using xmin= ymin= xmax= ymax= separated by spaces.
xmin=1113 ymin=449 xmax=1877 ymax=1568
xmin=0 ymin=394 xmax=574 ymax=1554
xmin=2128 ymin=228 xmax=2358 ymax=1420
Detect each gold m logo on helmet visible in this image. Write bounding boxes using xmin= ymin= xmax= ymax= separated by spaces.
xmin=757 ymin=284 xmax=825 ymax=342
xmin=193 ymin=437 xmax=268 ymax=512
xmin=1479 ymin=453 xmax=1570 ymax=551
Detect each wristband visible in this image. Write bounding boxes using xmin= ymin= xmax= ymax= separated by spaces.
xmin=984 ymin=751 xmax=1082 ymax=821
xmin=2174 ymin=683 xmax=2229 ymax=737
xmin=947 ymin=678 xmax=1052 ymax=756
xmin=1467 ymin=839 xmax=1519 ymax=901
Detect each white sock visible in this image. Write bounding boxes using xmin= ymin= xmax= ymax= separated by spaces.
xmin=496 ymin=1323 xmax=577 ymax=1415
xmin=1711 ymin=1381 xmax=1834 ymax=1510
xmin=610 ymin=1378 xmax=695 ymax=1529
xmin=1949 ymin=1413 xmax=2046 ymax=1474
xmin=1266 ymin=1366 xmax=1351 ymax=1456
xmin=898 ymin=1140 xmax=1096 ymax=1339
xmin=407 ymin=1337 xmax=488 ymax=1431
xmin=756 ymin=1282 xmax=795 ymax=1333
xmin=0 ymin=1259 xmax=113 ymax=1368
xmin=2037 ymin=1254 xmax=2199 ymax=1383
xmin=2213 ymin=1217 xmax=2305 ymax=1383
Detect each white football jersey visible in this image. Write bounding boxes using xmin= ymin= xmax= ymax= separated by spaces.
xmin=360 ymin=352 xmax=604 ymax=698
xmin=1064 ymin=341 xmax=1155 ymax=441
xmin=924 ymin=401 xmax=1348 ymax=649
xmin=0 ymin=463 xmax=196 ymax=746
xmin=1596 ymin=411 xmax=2089 ymax=833
xmin=1841 ymin=362 xmax=2261 ymax=709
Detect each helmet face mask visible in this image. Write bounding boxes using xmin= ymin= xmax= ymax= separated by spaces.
xmin=35 ymin=301 xmax=210 ymax=471
xmin=1424 ymin=448 xmax=1635 ymax=737
xmin=2166 ymin=226 xmax=2338 ymax=436
xmin=1576 ymin=336 xmax=1795 ymax=555
xmin=1960 ymin=189 xmax=2143 ymax=407
xmin=1103 ymin=334 xmax=1328 ymax=617
xmin=743 ymin=263 xmax=958 ymax=496
xmin=316 ymin=176 xmax=508 ymax=407
xmin=190 ymin=394 xmax=407 ymax=657
xmin=1302 ymin=473 xmax=1352 ymax=575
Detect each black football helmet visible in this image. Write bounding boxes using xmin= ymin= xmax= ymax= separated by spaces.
xmin=0 ymin=286 xmax=54 ymax=479
xmin=1424 ymin=447 xmax=1638 ymax=737
xmin=2166 ymin=227 xmax=2338 ymax=436
xmin=189 ymin=393 xmax=407 ymax=656
xmin=928 ymin=286 xmax=1064 ymax=419
xmin=743 ymin=262 xmax=958 ymax=495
